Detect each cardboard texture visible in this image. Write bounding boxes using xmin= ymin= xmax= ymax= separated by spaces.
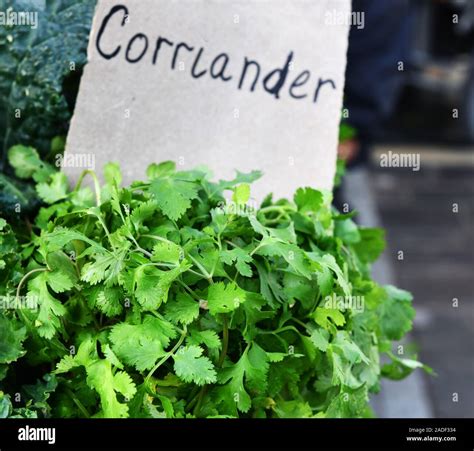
xmin=65 ymin=0 xmax=351 ymax=200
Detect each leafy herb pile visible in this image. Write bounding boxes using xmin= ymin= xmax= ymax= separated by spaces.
xmin=0 ymin=147 xmax=427 ymax=418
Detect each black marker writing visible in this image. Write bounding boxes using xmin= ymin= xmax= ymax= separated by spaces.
xmin=96 ymin=4 xmax=337 ymax=105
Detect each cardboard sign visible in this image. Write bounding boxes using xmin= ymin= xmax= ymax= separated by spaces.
xmin=65 ymin=0 xmax=350 ymax=200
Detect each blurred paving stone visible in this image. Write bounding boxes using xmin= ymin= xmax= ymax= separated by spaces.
xmin=342 ymin=167 xmax=434 ymax=418
xmin=371 ymin=164 xmax=474 ymax=418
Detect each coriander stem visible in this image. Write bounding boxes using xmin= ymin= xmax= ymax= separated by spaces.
xmin=208 ymin=233 xmax=222 ymax=278
xmin=291 ymin=317 xmax=312 ymax=333
xmin=186 ymin=386 xmax=201 ymax=407
xmin=217 ymin=315 xmax=229 ymax=368
xmin=145 ymin=327 xmax=187 ymax=383
xmin=260 ymin=325 xmax=301 ymax=336
xmin=139 ymin=235 xmax=205 ymax=274
xmin=141 ymin=261 xmax=176 ymax=269
xmin=74 ymin=169 xmax=102 ymax=206
xmin=308 ymin=293 xmax=322 ymax=316
xmin=16 ymin=267 xmax=48 ymax=299
xmin=140 ymin=234 xmax=175 ymax=245
xmin=261 ymin=213 xmax=287 ymax=225
xmin=177 ymin=280 xmax=201 ymax=301
xmin=130 ymin=184 xmax=149 ymax=191
xmin=112 ymin=186 xmax=128 ymax=226
xmin=134 ymin=246 xmax=153 ymax=258
xmin=187 ymin=254 xmax=213 ymax=282
xmin=193 ymin=386 xmax=208 ymax=417
xmin=64 ymin=387 xmax=90 ymax=418
xmin=250 ymin=243 xmax=264 ymax=256
xmin=186 ymin=268 xmax=208 ymax=279
xmin=125 ymin=229 xmax=142 ymax=251
xmin=94 ymin=214 xmax=116 ymax=251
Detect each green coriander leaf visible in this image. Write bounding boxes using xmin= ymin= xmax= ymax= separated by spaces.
xmin=266 ymin=352 xmax=287 ymax=363
xmin=352 ymin=228 xmax=386 ymax=263
xmin=378 ymin=285 xmax=415 ymax=340
xmin=86 ymin=360 xmax=134 ymax=418
xmin=28 ymin=273 xmax=66 ymax=339
xmin=22 ymin=374 xmax=58 ymax=405
xmin=8 ymin=145 xmax=54 ymax=182
xmin=220 ymin=247 xmax=253 ymax=277
xmin=245 ymin=343 xmax=269 ymax=391
xmin=112 ymin=371 xmax=137 ymax=399
xmin=46 ymin=269 xmax=74 ymax=293
xmin=321 ymin=254 xmax=351 ymax=297
xmin=332 ymin=331 xmax=369 ymax=365
xmin=0 ymin=315 xmax=27 ymax=364
xmin=335 ymin=218 xmax=361 ymax=244
xmin=36 ymin=172 xmax=68 ymax=204
xmin=81 ymin=249 xmax=128 ymax=286
xmin=55 ymin=355 xmax=77 ymax=374
xmin=96 ymin=286 xmax=124 ymax=317
xmin=309 ymin=329 xmax=330 ymax=352
xmin=215 ymin=170 xmax=262 ymax=192
xmin=164 ymin=292 xmax=199 ymax=325
xmin=46 ymin=252 xmax=78 ymax=284
xmin=109 ymin=316 xmax=176 ymax=372
xmin=215 ymin=343 xmax=269 ymax=414
xmin=294 ymin=187 xmax=323 ymax=213
xmin=152 ymin=241 xmax=182 ymax=265
xmin=267 ymin=361 xmax=301 ymax=399
xmin=0 ymin=394 xmax=12 ymax=418
xmin=313 ymin=307 xmax=346 ymax=330
xmin=45 ymin=228 xmax=108 ymax=254
xmin=316 ymin=264 xmax=334 ymax=297
xmin=282 ymin=272 xmax=317 ymax=309
xmin=325 ymin=386 xmax=369 ymax=418
xmin=232 ymin=184 xmax=250 ymax=205
xmin=147 ymin=161 xmax=176 ymax=179
xmin=150 ymin=175 xmax=199 ymax=221
xmin=129 ymin=200 xmax=159 ymax=231
xmin=173 ymin=345 xmax=217 ymax=386
xmin=186 ymin=329 xmax=221 ymax=351
xmin=274 ymin=400 xmax=313 ymax=418
xmin=256 ymin=238 xmax=312 ymax=279
xmin=382 ymin=354 xmax=432 ymax=380
xmin=206 ymin=282 xmax=246 ymax=315
xmin=103 ymin=344 xmax=124 ymax=370
xmin=133 ymin=262 xmax=190 ymax=310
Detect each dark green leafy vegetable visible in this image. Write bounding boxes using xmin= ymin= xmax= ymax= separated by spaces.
xmin=0 ymin=0 xmax=96 ymax=158
xmin=0 ymin=0 xmax=96 ymax=216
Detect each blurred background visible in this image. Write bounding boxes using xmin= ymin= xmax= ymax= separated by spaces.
xmin=340 ymin=0 xmax=474 ymax=418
